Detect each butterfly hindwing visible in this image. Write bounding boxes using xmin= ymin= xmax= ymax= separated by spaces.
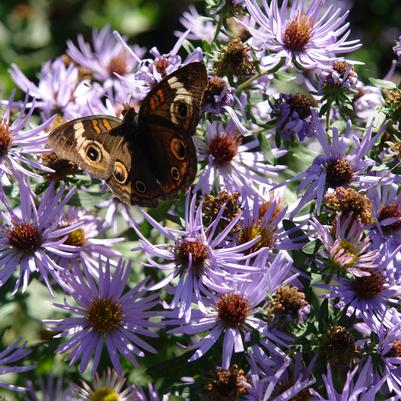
xmin=48 ymin=115 xmax=123 ymax=179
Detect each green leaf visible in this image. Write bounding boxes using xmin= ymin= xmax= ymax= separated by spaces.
xmin=369 ymin=77 xmax=397 ymax=89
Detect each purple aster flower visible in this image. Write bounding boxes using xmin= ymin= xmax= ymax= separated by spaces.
xmin=194 ymin=119 xmax=286 ymax=197
xmin=240 ymin=0 xmax=361 ymax=70
xmin=393 ymin=36 xmax=401 ymax=60
xmin=174 ymin=5 xmax=229 ymax=42
xmin=270 ymin=92 xmax=317 ymax=141
xmin=310 ymin=357 xmax=388 ymax=401
xmin=55 ymin=206 xmax=123 ymax=278
xmin=133 ymin=192 xmax=263 ymax=324
xmin=67 ymin=25 xmax=145 ymax=85
xmin=0 ymin=91 xmax=55 ymax=178
xmin=114 ymin=30 xmax=203 ymax=101
xmin=317 ymin=245 xmax=401 ymax=320
xmin=167 ymin=251 xmax=296 ymax=369
xmin=237 ymin=191 xmax=307 ymax=255
xmin=73 ymin=368 xmax=137 ymax=401
xmin=25 ymin=376 xmax=74 ymax=401
xmin=246 ymin=344 xmax=315 ymax=401
xmin=311 ymin=214 xmax=380 ymax=277
xmin=282 ymin=111 xmax=382 ymax=217
xmin=0 ymin=338 xmax=35 ymax=392
xmin=361 ymin=308 xmax=401 ymax=394
xmin=45 ymin=257 xmax=161 ymax=374
xmin=353 ymin=84 xmax=383 ymax=121
xmin=318 ymin=59 xmax=359 ymax=93
xmin=0 ymin=178 xmax=80 ymax=294
xmin=202 ymin=75 xmax=236 ymax=115
xmin=10 ymin=57 xmax=98 ymax=119
xmin=368 ymin=183 xmax=401 ymax=252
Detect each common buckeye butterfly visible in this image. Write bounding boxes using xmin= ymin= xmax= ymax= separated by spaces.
xmin=48 ymin=62 xmax=208 ymax=207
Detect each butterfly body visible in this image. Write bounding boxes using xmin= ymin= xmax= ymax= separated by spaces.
xmin=48 ymin=62 xmax=208 ymax=207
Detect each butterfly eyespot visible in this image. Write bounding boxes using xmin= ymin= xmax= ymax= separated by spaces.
xmin=113 ymin=161 xmax=128 ymax=184
xmin=86 ymin=144 xmax=102 ymax=162
xmin=171 ymin=166 xmax=180 ymax=181
xmin=135 ymin=180 xmax=147 ymax=193
xmin=170 ymin=138 xmax=187 ymax=160
xmin=178 ymin=103 xmax=188 ymax=117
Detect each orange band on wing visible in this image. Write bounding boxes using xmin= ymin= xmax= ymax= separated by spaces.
xmin=156 ymin=89 xmax=165 ymax=103
xmin=92 ymin=119 xmax=101 ymax=134
xmin=102 ymin=119 xmax=112 ymax=131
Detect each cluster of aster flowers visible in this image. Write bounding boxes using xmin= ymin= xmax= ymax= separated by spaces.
xmin=2 ymin=0 xmax=401 ymax=400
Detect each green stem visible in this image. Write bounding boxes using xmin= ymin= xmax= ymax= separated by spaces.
xmin=325 ymin=100 xmax=332 ymax=132
xmin=212 ymin=13 xmax=223 ymax=44
xmin=237 ymin=70 xmax=271 ymax=91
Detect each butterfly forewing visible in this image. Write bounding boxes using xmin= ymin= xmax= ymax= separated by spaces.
xmin=139 ymin=62 xmax=208 ymax=136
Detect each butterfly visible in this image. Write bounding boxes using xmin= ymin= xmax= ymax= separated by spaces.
xmin=48 ymin=62 xmax=208 ymax=207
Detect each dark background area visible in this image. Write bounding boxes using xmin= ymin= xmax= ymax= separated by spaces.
xmin=0 ymin=0 xmax=400 ymax=94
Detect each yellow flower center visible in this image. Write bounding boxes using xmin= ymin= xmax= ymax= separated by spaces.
xmin=91 ymin=388 xmax=119 ymax=401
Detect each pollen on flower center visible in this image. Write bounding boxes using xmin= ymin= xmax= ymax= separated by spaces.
xmin=335 ymin=239 xmax=358 ymax=267
xmin=269 ymin=285 xmax=308 ymax=317
xmin=287 ymin=93 xmax=316 ymax=119
xmin=175 ymin=239 xmax=209 ymax=272
xmin=85 ymin=298 xmax=123 ymax=335
xmin=217 ymin=293 xmax=250 ymax=328
xmin=378 ymin=204 xmax=401 ymax=235
xmin=65 ymin=227 xmax=86 ymax=246
xmin=350 ymin=271 xmax=385 ymax=299
xmin=283 ymin=13 xmax=314 ymax=52
xmin=0 ymin=121 xmax=12 ymax=157
xmin=92 ymin=387 xmax=119 ymax=401
xmin=319 ymin=325 xmax=359 ymax=367
xmin=204 ymin=365 xmax=249 ymax=401
xmin=154 ymin=57 xmax=170 ymax=78
xmin=238 ymin=221 xmax=276 ymax=253
xmin=8 ymin=222 xmax=42 ymax=253
xmin=208 ymin=132 xmax=243 ymax=165
xmin=387 ymin=340 xmax=401 ymax=358
xmin=204 ymin=76 xmax=226 ymax=105
xmin=325 ymin=158 xmax=354 ymax=188
xmin=108 ymin=52 xmax=129 ymax=76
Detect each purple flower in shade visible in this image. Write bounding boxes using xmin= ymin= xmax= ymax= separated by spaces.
xmin=309 ymin=357 xmax=388 ymax=401
xmin=270 ymin=92 xmax=317 ymax=141
xmin=0 ymin=91 xmax=55 ymax=178
xmin=55 ymin=206 xmax=123 ymax=278
xmin=174 ymin=5 xmax=229 ymax=42
xmin=362 ymin=308 xmax=401 ymax=394
xmin=114 ymin=30 xmax=203 ymax=101
xmin=73 ymin=368 xmax=137 ymax=401
xmin=130 ymin=384 xmax=169 ymax=401
xmin=393 ymin=36 xmax=401 ymax=60
xmin=0 ymin=178 xmax=80 ymax=294
xmin=9 ymin=57 xmax=98 ymax=119
xmin=194 ymin=119 xmax=286 ymax=197
xmin=203 ymin=75 xmax=236 ymax=115
xmin=282 ymin=111 xmax=382 ymax=217
xmin=368 ymin=182 xmax=401 ymax=252
xmin=0 ymin=338 xmax=35 ymax=392
xmin=353 ymin=84 xmax=383 ymax=122
xmin=317 ymin=245 xmax=401 ymax=321
xmin=45 ymin=258 xmax=161 ymax=374
xmin=311 ymin=214 xmax=380 ymax=277
xmin=167 ymin=251 xmax=296 ymax=369
xmin=133 ymin=192 xmax=263 ymax=324
xmin=25 ymin=376 xmax=74 ymax=401
xmin=67 ymin=25 xmax=145 ymax=85
xmin=240 ymin=0 xmax=361 ymax=70
xmin=245 ymin=343 xmax=315 ymax=401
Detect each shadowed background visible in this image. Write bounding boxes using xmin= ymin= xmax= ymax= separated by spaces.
xmin=0 ymin=0 xmax=401 ymax=96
